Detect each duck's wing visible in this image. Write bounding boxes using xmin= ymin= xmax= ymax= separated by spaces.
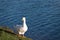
xmin=14 ymin=24 xmax=22 ymax=31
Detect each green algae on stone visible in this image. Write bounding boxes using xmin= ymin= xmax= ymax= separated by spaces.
xmin=0 ymin=27 xmax=32 ymax=40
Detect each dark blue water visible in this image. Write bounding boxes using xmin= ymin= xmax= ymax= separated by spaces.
xmin=0 ymin=0 xmax=60 ymax=40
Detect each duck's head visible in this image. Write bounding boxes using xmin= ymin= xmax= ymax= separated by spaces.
xmin=22 ymin=17 xmax=26 ymax=21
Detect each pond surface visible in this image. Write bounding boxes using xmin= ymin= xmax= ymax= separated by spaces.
xmin=0 ymin=0 xmax=60 ymax=40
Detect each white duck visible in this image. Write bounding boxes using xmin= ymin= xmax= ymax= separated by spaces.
xmin=18 ymin=17 xmax=28 ymax=36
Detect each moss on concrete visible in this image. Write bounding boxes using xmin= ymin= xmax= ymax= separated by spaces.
xmin=0 ymin=27 xmax=32 ymax=40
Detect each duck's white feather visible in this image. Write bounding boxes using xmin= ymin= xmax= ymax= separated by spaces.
xmin=18 ymin=17 xmax=28 ymax=35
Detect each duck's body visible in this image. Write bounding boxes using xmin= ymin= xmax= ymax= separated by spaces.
xmin=18 ymin=17 xmax=28 ymax=36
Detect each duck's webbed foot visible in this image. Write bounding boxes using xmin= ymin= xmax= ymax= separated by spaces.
xmin=20 ymin=34 xmax=25 ymax=38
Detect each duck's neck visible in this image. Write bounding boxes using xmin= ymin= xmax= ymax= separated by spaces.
xmin=23 ymin=20 xmax=26 ymax=27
